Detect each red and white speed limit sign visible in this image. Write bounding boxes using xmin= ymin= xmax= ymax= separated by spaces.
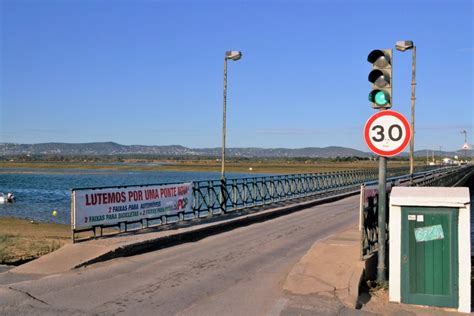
xmin=364 ymin=110 xmax=411 ymax=157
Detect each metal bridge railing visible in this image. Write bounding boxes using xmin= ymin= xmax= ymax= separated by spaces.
xmin=415 ymin=164 xmax=474 ymax=187
xmin=192 ymin=166 xmax=443 ymax=216
xmin=360 ymin=164 xmax=472 ymax=260
xmin=193 ymin=169 xmax=379 ymax=216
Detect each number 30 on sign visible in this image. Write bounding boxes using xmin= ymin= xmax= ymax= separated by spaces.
xmin=364 ymin=110 xmax=411 ymax=157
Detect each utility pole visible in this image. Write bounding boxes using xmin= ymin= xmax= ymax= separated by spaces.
xmin=395 ymin=41 xmax=416 ymax=181
xmin=221 ymin=56 xmax=228 ymax=181
xmin=461 ymin=130 xmax=468 ymax=161
xmin=221 ymin=51 xmax=243 ymax=181
xmin=220 ymin=51 xmax=242 ymax=212
xmin=409 ymin=46 xmax=416 ymax=176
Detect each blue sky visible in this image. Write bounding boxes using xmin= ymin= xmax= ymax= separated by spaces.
xmin=1 ymin=0 xmax=472 ymax=151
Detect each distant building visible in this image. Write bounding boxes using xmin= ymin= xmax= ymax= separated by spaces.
xmin=442 ymin=158 xmax=454 ymax=165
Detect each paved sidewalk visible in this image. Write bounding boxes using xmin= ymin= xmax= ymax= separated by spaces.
xmin=282 ymin=225 xmax=466 ymax=315
xmin=284 ymin=225 xmax=364 ymax=308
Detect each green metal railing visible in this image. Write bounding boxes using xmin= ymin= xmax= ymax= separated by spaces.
xmin=193 ymin=169 xmax=378 ymax=215
xmin=360 ymin=164 xmax=472 ymax=259
xmin=192 ymin=166 xmax=442 ymax=216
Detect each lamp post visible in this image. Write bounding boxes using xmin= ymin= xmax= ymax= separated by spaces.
xmin=395 ymin=41 xmax=416 ymax=181
xmin=461 ymin=129 xmax=468 ymax=161
xmin=221 ymin=51 xmax=242 ymax=182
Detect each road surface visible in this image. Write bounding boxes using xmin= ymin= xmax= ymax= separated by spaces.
xmin=1 ymin=195 xmax=360 ymax=315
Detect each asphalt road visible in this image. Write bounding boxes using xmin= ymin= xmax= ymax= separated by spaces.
xmin=1 ymin=195 xmax=360 ymax=316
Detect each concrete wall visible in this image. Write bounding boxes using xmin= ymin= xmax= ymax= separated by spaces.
xmin=389 ymin=203 xmax=402 ymax=303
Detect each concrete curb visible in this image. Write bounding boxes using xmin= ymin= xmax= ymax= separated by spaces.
xmin=345 ymin=261 xmax=365 ymax=308
xmin=283 ymin=225 xmax=365 ymax=309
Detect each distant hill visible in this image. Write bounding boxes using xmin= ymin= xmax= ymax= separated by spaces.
xmin=1 ymin=142 xmax=470 ymax=158
xmin=193 ymin=146 xmax=371 ymax=158
xmin=0 ymin=142 xmax=371 ymax=158
xmin=413 ymin=149 xmax=473 ymax=158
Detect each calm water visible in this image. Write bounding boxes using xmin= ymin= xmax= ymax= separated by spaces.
xmin=0 ymin=169 xmax=262 ymax=225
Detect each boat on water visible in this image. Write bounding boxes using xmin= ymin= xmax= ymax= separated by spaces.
xmin=0 ymin=192 xmax=15 ymax=204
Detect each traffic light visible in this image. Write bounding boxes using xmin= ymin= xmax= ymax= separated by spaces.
xmin=367 ymin=49 xmax=392 ymax=109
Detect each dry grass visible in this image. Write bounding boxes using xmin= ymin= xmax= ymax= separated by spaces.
xmin=0 ymin=160 xmax=414 ymax=175
xmin=0 ymin=217 xmax=70 ymax=265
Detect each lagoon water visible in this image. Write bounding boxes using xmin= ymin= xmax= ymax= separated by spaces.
xmin=0 ymin=168 xmax=259 ymax=225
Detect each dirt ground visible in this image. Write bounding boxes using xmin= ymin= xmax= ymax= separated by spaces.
xmin=0 ymin=217 xmax=70 ymax=265
xmin=358 ymin=283 xmax=466 ymax=315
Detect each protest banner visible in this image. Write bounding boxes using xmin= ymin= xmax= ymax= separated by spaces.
xmin=72 ymin=182 xmax=193 ymax=229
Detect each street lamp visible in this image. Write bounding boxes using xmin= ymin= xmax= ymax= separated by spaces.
xmin=395 ymin=40 xmax=416 ymax=181
xmin=461 ymin=129 xmax=468 ymax=161
xmin=221 ymin=51 xmax=242 ymax=182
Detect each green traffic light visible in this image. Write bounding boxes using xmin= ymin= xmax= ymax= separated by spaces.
xmin=368 ymin=49 xmax=392 ymax=109
xmin=368 ymin=89 xmax=390 ymax=107
xmin=374 ymin=90 xmax=388 ymax=105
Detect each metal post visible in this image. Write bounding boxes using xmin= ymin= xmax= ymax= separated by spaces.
xmin=359 ymin=184 xmax=365 ymax=261
xmin=464 ymin=132 xmax=467 ymax=161
xmin=71 ymin=190 xmax=75 ymax=243
xmin=377 ymin=155 xmax=387 ymax=283
xmin=220 ymin=57 xmax=228 ymax=212
xmin=359 ymin=184 xmax=365 ymax=232
xmin=461 ymin=130 xmax=467 ymax=161
xmin=221 ymin=57 xmax=228 ymax=181
xmin=409 ymin=46 xmax=416 ymax=182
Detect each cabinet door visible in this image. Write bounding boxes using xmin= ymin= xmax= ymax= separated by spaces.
xmin=401 ymin=207 xmax=458 ymax=308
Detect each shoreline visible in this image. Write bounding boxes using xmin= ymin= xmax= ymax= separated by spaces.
xmin=0 ymin=217 xmax=70 ymax=266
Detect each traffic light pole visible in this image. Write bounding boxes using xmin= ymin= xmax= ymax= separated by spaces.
xmin=377 ymin=155 xmax=387 ymax=283
xmin=367 ymin=48 xmax=392 ymax=284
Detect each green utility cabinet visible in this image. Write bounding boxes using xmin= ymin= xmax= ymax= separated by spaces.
xmin=389 ymin=187 xmax=470 ymax=313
